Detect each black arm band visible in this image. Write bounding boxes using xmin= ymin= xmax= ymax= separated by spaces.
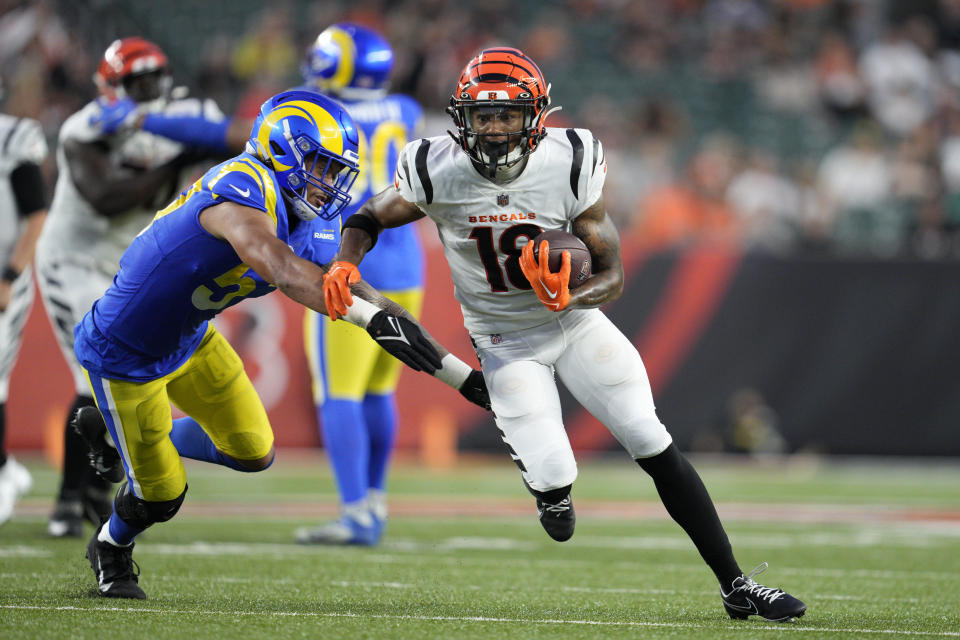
xmin=342 ymin=213 xmax=381 ymax=250
xmin=2 ymin=266 xmax=20 ymax=283
xmin=11 ymin=163 xmax=47 ymax=217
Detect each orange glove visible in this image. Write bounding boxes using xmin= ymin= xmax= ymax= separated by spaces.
xmin=322 ymin=261 xmax=360 ymax=321
xmin=519 ymin=239 xmax=571 ymax=312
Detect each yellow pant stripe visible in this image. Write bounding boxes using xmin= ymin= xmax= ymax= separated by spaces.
xmin=304 ymin=289 xmax=424 ymax=403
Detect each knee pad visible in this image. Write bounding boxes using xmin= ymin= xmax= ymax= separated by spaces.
xmin=114 ymin=483 xmax=188 ymax=529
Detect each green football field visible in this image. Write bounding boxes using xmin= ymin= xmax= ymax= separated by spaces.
xmin=2 ymin=451 xmax=959 ymax=639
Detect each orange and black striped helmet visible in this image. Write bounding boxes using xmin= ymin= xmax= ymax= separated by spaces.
xmin=94 ymin=37 xmax=169 ymax=101
xmin=447 ymin=47 xmax=558 ymax=176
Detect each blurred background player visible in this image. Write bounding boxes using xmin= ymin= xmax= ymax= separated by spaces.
xmin=36 ymin=36 xmax=248 ymax=538
xmin=0 ymin=77 xmax=48 ymax=526
xmin=293 ymin=24 xmax=426 ymax=546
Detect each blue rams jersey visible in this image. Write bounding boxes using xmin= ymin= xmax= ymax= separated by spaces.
xmin=296 ymin=93 xmax=424 ymax=287
xmin=74 ymin=152 xmax=328 ymax=381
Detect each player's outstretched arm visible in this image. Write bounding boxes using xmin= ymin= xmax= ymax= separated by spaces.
xmin=201 ymin=200 xmax=439 ymax=372
xmin=63 ymin=139 xmax=186 ymax=217
xmin=91 ymin=96 xmax=252 ymax=153
xmin=325 ymin=187 xmax=425 ymax=318
xmin=568 ymin=194 xmax=625 ymax=308
xmin=201 ymin=201 xmax=489 ymax=408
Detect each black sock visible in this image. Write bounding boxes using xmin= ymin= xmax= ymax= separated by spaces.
xmin=0 ymin=402 xmax=7 ymax=468
xmin=636 ymin=444 xmax=741 ymax=588
xmin=57 ymin=395 xmax=98 ymax=502
xmin=523 ymin=480 xmax=572 ymax=505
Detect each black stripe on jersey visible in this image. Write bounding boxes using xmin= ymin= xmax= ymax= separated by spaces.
xmin=591 ymin=135 xmax=600 ymax=175
xmin=2 ymin=118 xmax=22 ymax=154
xmin=415 ymin=139 xmax=433 ymax=205
xmin=566 ymin=129 xmax=584 ymax=199
xmin=45 ymin=295 xmax=72 ymax=313
xmin=41 ymin=272 xmax=62 ymax=288
xmin=400 ymin=151 xmax=412 ymax=188
xmin=55 ymin=314 xmax=74 ymax=339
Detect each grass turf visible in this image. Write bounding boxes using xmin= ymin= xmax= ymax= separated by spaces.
xmin=2 ymin=452 xmax=959 ymax=639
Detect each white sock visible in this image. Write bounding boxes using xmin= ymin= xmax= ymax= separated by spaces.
xmin=97 ymin=523 xmax=132 ymax=547
xmin=368 ymin=490 xmax=387 ymax=522
xmin=342 ymin=500 xmax=373 ymax=527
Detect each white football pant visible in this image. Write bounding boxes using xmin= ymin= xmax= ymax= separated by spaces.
xmin=0 ymin=266 xmax=34 ymax=403
xmin=35 ymin=256 xmax=114 ymax=395
xmin=472 ymin=308 xmax=672 ymax=492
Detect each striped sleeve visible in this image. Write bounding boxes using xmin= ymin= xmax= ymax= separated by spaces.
xmin=4 ymin=118 xmax=48 ymax=165
xmin=569 ymin=128 xmax=606 ymax=213
xmin=394 ymin=138 xmax=430 ymax=209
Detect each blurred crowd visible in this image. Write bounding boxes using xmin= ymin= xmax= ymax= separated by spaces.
xmin=3 ymin=0 xmax=960 ymax=258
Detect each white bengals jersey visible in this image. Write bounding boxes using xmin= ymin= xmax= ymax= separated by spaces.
xmin=0 ymin=114 xmax=47 ymax=266
xmin=40 ymin=96 xmax=224 ymax=273
xmin=394 ymin=127 xmax=606 ymax=334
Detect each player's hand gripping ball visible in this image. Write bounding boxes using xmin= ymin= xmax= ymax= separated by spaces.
xmin=531 ymin=230 xmax=592 ymax=290
xmin=520 ymin=230 xmax=592 ymax=312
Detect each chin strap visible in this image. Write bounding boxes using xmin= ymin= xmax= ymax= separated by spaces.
xmin=481 ymin=141 xmax=510 ymax=178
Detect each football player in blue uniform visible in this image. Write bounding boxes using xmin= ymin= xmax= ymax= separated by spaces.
xmin=293 ymin=24 xmax=428 ymax=546
xmin=75 ymin=90 xmax=489 ymax=599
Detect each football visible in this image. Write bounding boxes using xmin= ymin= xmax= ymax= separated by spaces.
xmin=532 ymin=229 xmax=592 ymax=289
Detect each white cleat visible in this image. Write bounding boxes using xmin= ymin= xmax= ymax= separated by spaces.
xmin=0 ymin=457 xmax=33 ymax=526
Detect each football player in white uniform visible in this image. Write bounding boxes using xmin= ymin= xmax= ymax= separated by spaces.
xmin=324 ymin=48 xmax=807 ymax=623
xmin=36 ymin=37 xmax=244 ymax=538
xmin=0 ymin=99 xmax=48 ymax=526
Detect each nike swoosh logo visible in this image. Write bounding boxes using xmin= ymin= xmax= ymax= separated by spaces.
xmin=379 ymin=317 xmax=411 ymax=345
xmin=230 ymin=184 xmax=251 ymax=198
xmin=540 ymin=278 xmax=558 ymax=299
xmin=725 ymin=599 xmax=759 ymax=614
xmin=97 ymin=557 xmax=111 ymax=591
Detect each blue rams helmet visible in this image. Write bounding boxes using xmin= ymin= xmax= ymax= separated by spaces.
xmin=302 ymin=23 xmax=393 ymax=101
xmin=246 ymin=90 xmax=360 ymax=221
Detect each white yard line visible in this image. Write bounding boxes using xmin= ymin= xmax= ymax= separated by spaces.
xmin=1 ymin=604 xmax=957 ymax=637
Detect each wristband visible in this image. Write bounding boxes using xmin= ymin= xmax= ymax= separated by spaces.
xmin=433 ymin=354 xmax=473 ymax=389
xmin=342 ymin=296 xmax=380 ymax=327
xmin=1 ymin=266 xmax=20 ymax=283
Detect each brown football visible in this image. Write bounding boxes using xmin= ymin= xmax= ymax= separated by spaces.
xmin=532 ymin=229 xmax=592 ymax=289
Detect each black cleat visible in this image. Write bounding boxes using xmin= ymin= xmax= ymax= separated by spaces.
xmin=86 ymin=525 xmax=146 ymax=599
xmin=534 ymin=493 xmax=576 ymax=542
xmin=720 ymin=562 xmax=806 ymax=622
xmin=48 ymin=500 xmax=84 ymax=538
xmin=71 ymin=407 xmax=125 ymax=483
xmin=523 ymin=479 xmax=576 ymax=542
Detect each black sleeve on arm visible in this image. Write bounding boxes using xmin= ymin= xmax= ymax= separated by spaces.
xmin=342 ymin=212 xmax=382 ymax=250
xmin=10 ymin=163 xmax=47 ymax=217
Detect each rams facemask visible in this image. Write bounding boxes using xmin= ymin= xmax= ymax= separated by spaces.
xmin=247 ymin=90 xmax=360 ymax=221
xmin=302 ymin=23 xmax=393 ymax=101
